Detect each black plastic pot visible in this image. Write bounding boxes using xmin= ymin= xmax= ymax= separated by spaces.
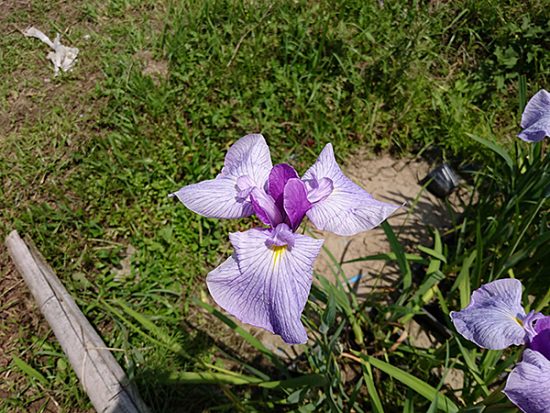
xmin=420 ymin=163 xmax=460 ymax=199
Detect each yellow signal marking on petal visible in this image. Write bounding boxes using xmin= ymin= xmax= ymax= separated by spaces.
xmin=271 ymin=245 xmax=287 ymax=268
xmin=514 ymin=317 xmax=524 ymax=327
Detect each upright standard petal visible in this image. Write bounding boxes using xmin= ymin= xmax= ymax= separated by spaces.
xmin=518 ymin=89 xmax=550 ymax=142
xmin=504 ymin=349 xmax=550 ymax=413
xmin=450 ymin=279 xmax=528 ymax=349
xmin=268 ymin=164 xmax=299 ymax=211
xmin=206 ymin=224 xmax=323 ymax=344
xmin=302 ymin=143 xmax=400 ymax=236
xmin=283 ymin=178 xmax=311 ymax=230
xmin=172 ymin=134 xmax=272 ymax=218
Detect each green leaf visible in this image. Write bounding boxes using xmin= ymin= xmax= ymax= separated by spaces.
xmin=12 ymin=356 xmax=47 ymax=385
xmin=418 ymin=246 xmax=447 ymax=264
xmin=362 ymin=360 xmax=385 ymax=413
xmin=357 ymin=353 xmax=459 ymax=413
xmin=343 ymin=252 xmax=425 ymax=264
xmin=382 ymin=221 xmax=412 ymax=291
xmin=166 ymin=371 xmax=327 ymax=389
xmin=467 ymin=134 xmax=513 ymax=171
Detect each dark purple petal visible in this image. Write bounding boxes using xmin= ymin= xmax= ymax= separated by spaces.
xmin=504 ymin=349 xmax=550 ymax=413
xmin=250 ymin=187 xmax=283 ymax=227
xmin=529 ymin=316 xmax=550 ymax=360
xmin=268 ymin=164 xmax=299 ymax=211
xmin=518 ymin=89 xmax=550 ymax=142
xmin=534 ymin=315 xmax=550 ymax=334
xmin=450 ymin=279 xmax=528 ymax=349
xmin=206 ymin=226 xmax=323 ymax=344
xmin=302 ymin=144 xmax=400 ymax=236
xmin=172 ymin=134 xmax=272 ymax=218
xmin=283 ymin=178 xmax=311 ymax=230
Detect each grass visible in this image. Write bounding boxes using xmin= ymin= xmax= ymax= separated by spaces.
xmin=0 ymin=0 xmax=549 ymax=411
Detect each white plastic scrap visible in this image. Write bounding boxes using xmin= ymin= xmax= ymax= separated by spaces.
xmin=23 ymin=27 xmax=79 ymax=76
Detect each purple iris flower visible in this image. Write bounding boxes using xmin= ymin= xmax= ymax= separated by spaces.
xmin=450 ymin=279 xmax=550 ymax=412
xmin=172 ymin=134 xmax=399 ymax=344
xmin=518 ymin=89 xmax=550 ymax=143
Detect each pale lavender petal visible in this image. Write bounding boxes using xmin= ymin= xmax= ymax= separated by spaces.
xmin=250 ymin=187 xmax=283 ymax=227
xmin=518 ymin=89 xmax=550 ymax=142
xmin=268 ymin=164 xmax=299 ymax=210
xmin=172 ymin=134 xmax=272 ymax=218
xmin=529 ymin=316 xmax=550 ymax=360
xmin=207 ymin=225 xmax=323 ymax=344
xmin=504 ymin=349 xmax=550 ymax=413
xmin=305 ymin=177 xmax=333 ymax=203
xmin=265 ymin=222 xmax=296 ymax=248
xmin=302 ymin=143 xmax=400 ymax=236
xmin=172 ymin=177 xmax=254 ymax=218
xmin=450 ymin=279 xmax=528 ymax=349
xmin=283 ymin=178 xmax=311 ymax=230
xmin=222 ymin=133 xmax=273 ymax=177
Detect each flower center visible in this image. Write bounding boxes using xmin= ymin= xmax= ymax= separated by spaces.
xmin=271 ymin=245 xmax=287 ymax=268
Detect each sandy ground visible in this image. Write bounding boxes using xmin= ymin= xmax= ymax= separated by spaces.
xmin=312 ymin=153 xmax=458 ymax=292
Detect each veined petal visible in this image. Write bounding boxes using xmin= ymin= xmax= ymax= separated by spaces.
xmin=303 ymin=143 xmax=400 ymax=236
xmin=172 ymin=134 xmax=272 ymax=219
xmin=450 ymin=279 xmax=528 ymax=350
xmin=504 ymin=349 xmax=550 ymax=413
xmin=172 ymin=176 xmax=254 ymax=218
xmin=207 ymin=226 xmax=323 ymax=344
xmin=518 ymin=89 xmax=550 ymax=142
xmin=222 ymin=133 xmax=273 ymax=178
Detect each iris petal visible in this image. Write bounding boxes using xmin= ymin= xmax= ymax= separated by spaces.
xmin=172 ymin=134 xmax=272 ymax=218
xmin=283 ymin=178 xmax=311 ymax=230
xmin=529 ymin=316 xmax=550 ymax=360
xmin=518 ymin=89 xmax=550 ymax=142
xmin=303 ymin=143 xmax=400 ymax=236
xmin=504 ymin=349 xmax=550 ymax=413
xmin=450 ymin=278 xmax=528 ymax=349
xmin=206 ymin=226 xmax=323 ymax=344
xmin=268 ymin=164 xmax=299 ymax=211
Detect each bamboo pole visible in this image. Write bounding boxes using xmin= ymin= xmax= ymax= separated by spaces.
xmin=5 ymin=230 xmax=150 ymax=413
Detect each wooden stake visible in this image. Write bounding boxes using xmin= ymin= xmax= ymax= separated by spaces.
xmin=5 ymin=230 xmax=150 ymax=413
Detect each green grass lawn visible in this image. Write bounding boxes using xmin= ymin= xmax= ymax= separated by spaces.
xmin=1 ymin=0 xmax=548 ymax=411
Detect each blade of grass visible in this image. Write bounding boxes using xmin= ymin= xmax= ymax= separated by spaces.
xmin=354 ymin=352 xmax=459 ymax=413
xmin=382 ymin=221 xmax=412 ymax=293
xmin=11 ymin=356 xmax=48 ymax=385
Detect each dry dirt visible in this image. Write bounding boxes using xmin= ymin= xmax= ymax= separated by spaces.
xmin=313 ymin=153 xmax=460 ymax=293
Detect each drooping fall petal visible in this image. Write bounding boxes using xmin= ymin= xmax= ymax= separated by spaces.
xmin=303 ymin=143 xmax=400 ymax=236
xmin=504 ymin=349 xmax=550 ymax=413
xmin=518 ymin=89 xmax=550 ymax=142
xmin=450 ymin=278 xmax=528 ymax=350
xmin=172 ymin=134 xmax=272 ymax=218
xmin=206 ymin=224 xmax=323 ymax=344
